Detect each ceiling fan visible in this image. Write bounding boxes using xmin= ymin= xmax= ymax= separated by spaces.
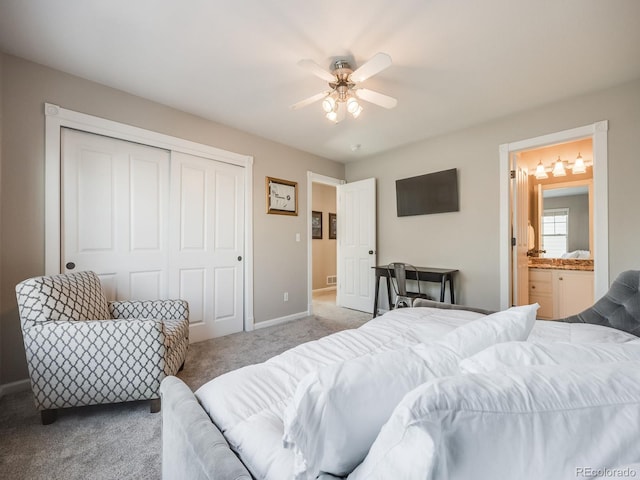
xmin=291 ymin=52 xmax=398 ymax=123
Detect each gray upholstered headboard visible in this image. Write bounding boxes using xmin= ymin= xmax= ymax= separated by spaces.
xmin=563 ymin=270 xmax=640 ymax=337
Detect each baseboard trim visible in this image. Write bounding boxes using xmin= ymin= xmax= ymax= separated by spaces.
xmin=0 ymin=378 xmax=31 ymax=399
xmin=312 ymin=286 xmax=337 ymax=293
xmin=253 ymin=311 xmax=308 ymax=330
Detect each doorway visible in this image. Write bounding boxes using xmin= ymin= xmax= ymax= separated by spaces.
xmin=311 ymin=182 xmax=338 ymax=310
xmin=499 ymin=121 xmax=609 ymax=310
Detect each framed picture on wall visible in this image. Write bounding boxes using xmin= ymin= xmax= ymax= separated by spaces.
xmin=312 ymin=211 xmax=323 ymax=239
xmin=329 ymin=213 xmax=337 ymax=239
xmin=266 ymin=176 xmax=298 ymax=215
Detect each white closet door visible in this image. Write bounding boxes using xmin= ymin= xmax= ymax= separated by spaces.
xmin=169 ymin=151 xmax=245 ymax=341
xmin=62 ymin=128 xmax=170 ymax=301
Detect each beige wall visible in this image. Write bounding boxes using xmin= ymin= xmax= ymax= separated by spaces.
xmin=346 ymin=79 xmax=640 ymax=310
xmin=312 ymin=183 xmax=337 ymax=290
xmin=0 ymin=53 xmax=345 ymax=384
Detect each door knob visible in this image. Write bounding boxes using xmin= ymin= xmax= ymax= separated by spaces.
xmin=368 ymin=250 xmax=374 ymax=255
xmin=237 ymin=256 xmax=243 ymax=261
xmin=66 ymin=262 xmax=76 ymax=270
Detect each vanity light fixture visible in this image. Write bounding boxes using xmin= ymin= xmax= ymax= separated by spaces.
xmin=533 ymin=154 xmax=591 ymax=179
xmin=551 ymin=156 xmax=567 ymax=177
xmin=535 ymin=160 xmax=549 ymax=179
xmin=572 ymin=152 xmax=587 ymax=174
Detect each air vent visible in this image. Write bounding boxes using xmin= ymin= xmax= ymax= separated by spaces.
xmin=327 ymin=275 xmax=337 ymax=286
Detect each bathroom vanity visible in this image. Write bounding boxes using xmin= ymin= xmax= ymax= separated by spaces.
xmin=528 ymin=260 xmax=594 ymax=320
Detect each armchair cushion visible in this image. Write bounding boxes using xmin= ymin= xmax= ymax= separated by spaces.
xmin=16 ymin=271 xmax=110 ymax=323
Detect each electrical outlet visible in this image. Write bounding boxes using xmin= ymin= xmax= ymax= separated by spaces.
xmin=284 ymin=292 xmax=289 ymax=302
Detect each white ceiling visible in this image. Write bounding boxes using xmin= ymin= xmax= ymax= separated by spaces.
xmin=1 ymin=0 xmax=639 ymax=163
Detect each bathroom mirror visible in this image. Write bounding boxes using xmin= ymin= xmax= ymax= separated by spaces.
xmin=537 ymin=180 xmax=593 ymax=259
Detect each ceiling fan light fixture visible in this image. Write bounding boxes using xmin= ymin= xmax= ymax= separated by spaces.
xmin=346 ymin=97 xmax=360 ymax=114
xmin=572 ymin=153 xmax=587 ymax=174
xmin=351 ymin=105 xmax=363 ymax=118
xmin=326 ymin=110 xmax=338 ymax=122
xmin=322 ymin=96 xmax=336 ymax=113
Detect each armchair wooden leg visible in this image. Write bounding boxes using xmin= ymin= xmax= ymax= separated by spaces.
xmin=41 ymin=409 xmax=57 ymax=425
xmin=150 ymin=398 xmax=161 ymax=413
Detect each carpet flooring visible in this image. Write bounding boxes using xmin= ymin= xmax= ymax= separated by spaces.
xmin=0 ymin=300 xmax=369 ymax=480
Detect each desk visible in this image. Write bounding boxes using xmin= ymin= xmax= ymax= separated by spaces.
xmin=372 ymin=265 xmax=458 ymax=318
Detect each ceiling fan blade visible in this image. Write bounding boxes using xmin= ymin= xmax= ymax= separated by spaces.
xmin=297 ymin=59 xmax=336 ymax=83
xmin=290 ymin=91 xmax=330 ymax=110
xmin=355 ymin=88 xmax=398 ymax=109
xmin=350 ymin=52 xmax=392 ymax=83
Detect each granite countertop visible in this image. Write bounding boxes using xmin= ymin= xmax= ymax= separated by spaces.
xmin=528 ymin=258 xmax=594 ymax=271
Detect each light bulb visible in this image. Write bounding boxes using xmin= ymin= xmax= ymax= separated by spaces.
xmin=351 ymin=105 xmax=363 ymax=118
xmin=326 ymin=111 xmax=337 ymax=122
xmin=322 ymin=96 xmax=336 ymax=113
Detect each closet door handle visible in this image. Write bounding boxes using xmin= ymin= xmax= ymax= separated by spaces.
xmin=66 ymin=262 xmax=76 ymax=270
xmin=237 ymin=256 xmax=243 ymax=261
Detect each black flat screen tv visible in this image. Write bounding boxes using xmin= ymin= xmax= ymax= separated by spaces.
xmin=396 ymin=168 xmax=459 ymax=217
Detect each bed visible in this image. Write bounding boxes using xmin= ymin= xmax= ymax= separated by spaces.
xmin=161 ymin=271 xmax=640 ymax=480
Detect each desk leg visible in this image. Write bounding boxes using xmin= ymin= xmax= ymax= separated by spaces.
xmin=449 ymin=274 xmax=455 ymax=304
xmin=440 ymin=276 xmax=446 ymax=302
xmin=386 ymin=277 xmax=393 ymax=311
xmin=373 ymin=273 xmax=381 ymax=318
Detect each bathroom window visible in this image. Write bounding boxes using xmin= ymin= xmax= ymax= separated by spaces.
xmin=542 ymin=208 xmax=568 ymax=258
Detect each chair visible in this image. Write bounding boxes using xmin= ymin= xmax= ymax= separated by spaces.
xmin=15 ymin=270 xmax=189 ymax=424
xmin=386 ymin=262 xmax=430 ymax=309
xmin=562 ymin=270 xmax=640 ymax=336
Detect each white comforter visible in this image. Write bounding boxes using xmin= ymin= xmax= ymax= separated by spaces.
xmin=195 ymin=308 xmax=636 ymax=480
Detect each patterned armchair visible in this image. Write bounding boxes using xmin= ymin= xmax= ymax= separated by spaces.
xmin=15 ymin=270 xmax=189 ymax=424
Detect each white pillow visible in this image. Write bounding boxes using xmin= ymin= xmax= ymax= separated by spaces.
xmin=460 ymin=341 xmax=640 ymax=373
xmin=349 ymin=361 xmax=640 ymax=480
xmin=282 ymin=304 xmax=538 ymax=480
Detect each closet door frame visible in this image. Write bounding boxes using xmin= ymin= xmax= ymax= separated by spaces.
xmin=44 ymin=103 xmax=255 ymax=331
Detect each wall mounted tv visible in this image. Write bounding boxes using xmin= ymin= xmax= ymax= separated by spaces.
xmin=396 ymin=168 xmax=459 ymax=217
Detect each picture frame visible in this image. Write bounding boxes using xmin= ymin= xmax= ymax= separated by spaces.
xmin=266 ymin=176 xmax=298 ymax=215
xmin=311 ymin=211 xmax=323 ymax=239
xmin=329 ymin=212 xmax=337 ymax=239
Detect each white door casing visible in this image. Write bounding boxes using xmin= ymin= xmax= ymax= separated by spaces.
xmin=62 ymin=128 xmax=171 ymax=300
xmin=170 ymin=151 xmax=245 ymax=341
xmin=499 ymin=121 xmax=609 ymax=310
xmin=337 ymin=178 xmax=377 ymax=313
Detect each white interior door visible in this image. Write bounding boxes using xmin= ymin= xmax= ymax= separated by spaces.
xmin=512 ymin=161 xmax=530 ymax=306
xmin=337 ymin=178 xmax=376 ymax=312
xmin=169 ymin=151 xmax=245 ymax=341
xmin=62 ymin=128 xmax=170 ymax=300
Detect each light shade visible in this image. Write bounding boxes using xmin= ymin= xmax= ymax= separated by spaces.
xmin=322 ymin=96 xmax=336 ymax=113
xmin=572 ymin=153 xmax=587 ymax=174
xmin=552 ymin=156 xmax=566 ymax=177
xmin=535 ymin=160 xmax=548 ymax=179
xmin=325 ymin=110 xmax=338 ymax=122
xmin=346 ymin=97 xmax=360 ymax=113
